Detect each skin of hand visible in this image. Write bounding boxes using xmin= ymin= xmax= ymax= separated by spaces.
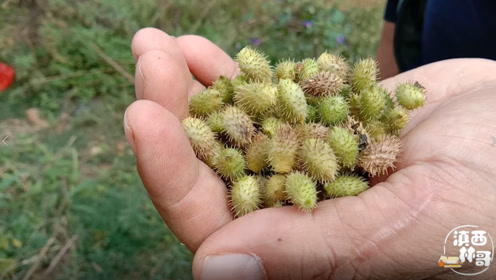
xmin=376 ymin=21 xmax=399 ymax=81
xmin=123 ymin=28 xmax=496 ymax=280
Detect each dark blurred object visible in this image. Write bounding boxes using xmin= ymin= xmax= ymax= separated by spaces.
xmin=394 ymin=0 xmax=427 ymax=72
xmin=0 ymin=63 xmax=15 ymax=91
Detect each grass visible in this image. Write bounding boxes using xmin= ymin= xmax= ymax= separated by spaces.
xmin=0 ymin=0 xmax=385 ymax=279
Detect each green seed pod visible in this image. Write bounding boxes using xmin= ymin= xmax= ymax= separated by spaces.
xmin=324 ymin=175 xmax=369 ymax=197
xmin=212 ymin=147 xmax=246 ymax=180
xmin=358 ymin=135 xmax=401 ymax=177
xmin=318 ymin=95 xmax=349 ymax=126
xmin=365 ymin=120 xmax=389 ymax=141
xmin=207 ymin=111 xmax=224 ymax=133
xmin=277 ymin=78 xmax=308 ymax=124
xmin=383 ymin=107 xmax=409 ymax=135
xmin=246 ymin=133 xmax=269 ymax=173
xmin=352 ymin=57 xmax=377 ymax=93
xmin=203 ymin=140 xmax=224 ymax=168
xmin=301 ymin=71 xmax=344 ymax=97
xmin=264 ymin=174 xmax=287 ymax=207
xmin=261 ymin=117 xmax=284 ymax=138
xmin=230 ymin=175 xmax=262 ymax=217
xmin=285 ymin=172 xmax=318 ymax=211
xmin=299 ymin=138 xmax=338 ymax=182
xmin=182 ymin=117 xmax=218 ymax=160
xmin=298 ymin=58 xmax=319 ymax=83
xmin=212 ymin=75 xmax=234 ymax=104
xmin=305 ymin=105 xmax=320 ymax=123
xmin=380 ymin=87 xmax=395 ymax=111
xmin=235 ymin=46 xmax=272 ymax=82
xmin=231 ymin=74 xmax=247 ymax=90
xmin=296 ymin=123 xmax=329 ymax=142
xmin=221 ymin=106 xmax=255 ymax=147
xmin=304 ymin=93 xmax=321 ymax=106
xmin=339 ymin=84 xmax=353 ymax=99
xmin=268 ymin=124 xmax=299 ymax=173
xmin=189 ymin=89 xmax=223 ymax=117
xmin=348 ymin=92 xmax=361 ymax=120
xmin=317 ymin=52 xmax=350 ymax=82
xmin=275 ymin=59 xmax=297 ymax=80
xmin=328 ymin=126 xmax=359 ymax=168
xmin=234 ymin=82 xmax=277 ymax=116
xmin=395 ymin=82 xmax=426 ymax=110
xmin=359 ymin=86 xmax=386 ymax=121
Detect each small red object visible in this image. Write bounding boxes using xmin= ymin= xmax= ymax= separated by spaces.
xmin=0 ymin=63 xmax=15 ymax=91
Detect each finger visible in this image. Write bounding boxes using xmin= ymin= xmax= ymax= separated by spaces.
xmin=176 ymin=35 xmax=240 ymax=86
xmin=124 ymin=100 xmax=233 ymax=252
xmin=379 ymin=58 xmax=496 ymax=135
xmin=380 ymin=58 xmax=496 ymax=105
xmin=132 ymin=28 xmax=192 ymax=119
xmin=191 ymin=79 xmax=206 ymax=97
xmin=191 ymin=168 xmax=448 ymax=280
xmin=131 ymin=28 xmax=183 ymax=61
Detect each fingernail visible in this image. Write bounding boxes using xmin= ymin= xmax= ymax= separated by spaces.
xmin=123 ymin=108 xmax=137 ymax=154
xmin=135 ymin=56 xmax=145 ymax=99
xmin=201 ymin=254 xmax=266 ymax=280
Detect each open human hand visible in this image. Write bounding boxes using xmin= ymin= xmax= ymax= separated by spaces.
xmin=123 ymin=28 xmax=496 ymax=280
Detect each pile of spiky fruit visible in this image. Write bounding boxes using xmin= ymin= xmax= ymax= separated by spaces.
xmin=182 ymin=47 xmax=426 ymax=217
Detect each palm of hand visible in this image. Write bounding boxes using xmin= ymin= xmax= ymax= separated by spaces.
xmin=124 ymin=28 xmax=496 ymax=279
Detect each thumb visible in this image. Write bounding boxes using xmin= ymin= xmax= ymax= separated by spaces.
xmin=191 ymin=170 xmax=445 ymax=280
xmin=191 ymin=203 xmax=359 ymax=280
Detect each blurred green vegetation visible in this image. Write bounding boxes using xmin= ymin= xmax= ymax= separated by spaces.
xmin=0 ymin=0 xmax=384 ymax=278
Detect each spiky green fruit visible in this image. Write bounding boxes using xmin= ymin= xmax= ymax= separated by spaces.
xmin=235 ymin=47 xmax=272 ymax=82
xmin=383 ymin=107 xmax=409 ymax=135
xmin=277 ymin=78 xmax=308 ymax=124
xmin=298 ymin=58 xmax=319 ymax=83
xmin=302 ymin=71 xmax=344 ymax=97
xmin=365 ymin=120 xmax=389 ymax=141
xmin=203 ymin=141 xmax=223 ymax=168
xmin=207 ymin=112 xmax=224 ymax=133
xmin=348 ymin=92 xmax=361 ymax=119
xmin=261 ymin=117 xmax=284 ymax=137
xmin=359 ymin=86 xmax=386 ymax=121
xmin=296 ymin=123 xmax=329 ymax=141
xmin=230 ymin=175 xmax=262 ymax=217
xmin=380 ymin=87 xmax=395 ymax=111
xmin=339 ymin=84 xmax=353 ymax=99
xmin=264 ymin=175 xmax=287 ymax=207
xmin=395 ymin=82 xmax=426 ymax=110
xmin=324 ymin=175 xmax=369 ymax=197
xmin=358 ymin=135 xmax=401 ymax=177
xmin=268 ymin=124 xmax=299 ymax=173
xmin=182 ymin=117 xmax=217 ymax=160
xmin=304 ymin=93 xmax=321 ymax=106
xmin=221 ymin=106 xmax=255 ymax=147
xmin=234 ymin=82 xmax=277 ymax=116
xmin=213 ymin=148 xmax=246 ymax=180
xmin=275 ymin=59 xmax=296 ymax=80
xmin=318 ymin=95 xmax=349 ymax=126
xmin=299 ymin=138 xmax=338 ymax=182
xmin=317 ymin=52 xmax=350 ymax=82
xmin=305 ymin=105 xmax=319 ymax=123
xmin=212 ymin=75 xmax=234 ymax=103
xmin=189 ymin=89 xmax=223 ymax=117
xmin=328 ymin=126 xmax=359 ymax=168
xmin=285 ymin=172 xmax=318 ymax=211
xmin=231 ymin=74 xmax=247 ymax=89
xmin=352 ymin=57 xmax=377 ymax=92
xmin=246 ymin=133 xmax=269 ymax=173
